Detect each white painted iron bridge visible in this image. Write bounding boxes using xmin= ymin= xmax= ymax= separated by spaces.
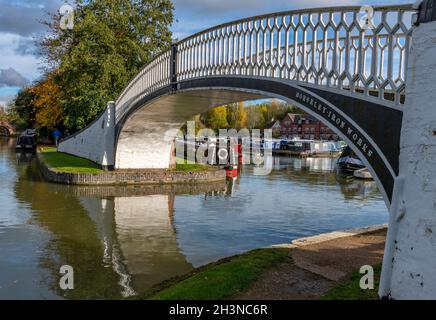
xmin=115 ymin=4 xmax=416 ymax=122
xmin=58 ymin=2 xmax=436 ymax=299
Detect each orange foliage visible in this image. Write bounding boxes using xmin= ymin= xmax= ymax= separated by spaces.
xmin=29 ymin=75 xmax=64 ymax=129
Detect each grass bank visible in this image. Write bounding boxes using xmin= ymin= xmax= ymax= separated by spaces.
xmin=39 ymin=149 xmax=213 ymax=174
xmin=38 ymin=147 xmax=103 ymax=174
xmin=149 ymin=250 xmax=382 ymax=301
xmin=149 ymin=248 xmax=291 ymax=300
xmin=175 ymin=158 xmax=212 ymax=172
xmin=321 ymin=264 xmax=382 ymax=300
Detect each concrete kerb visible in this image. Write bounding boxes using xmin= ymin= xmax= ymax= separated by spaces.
xmin=271 ymin=224 xmax=388 ymax=249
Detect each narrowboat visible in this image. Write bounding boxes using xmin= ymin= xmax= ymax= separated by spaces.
xmin=272 ymin=139 xmax=342 ymax=158
xmin=16 ymin=129 xmax=37 ymax=152
xmin=337 ymin=146 xmax=365 ymax=173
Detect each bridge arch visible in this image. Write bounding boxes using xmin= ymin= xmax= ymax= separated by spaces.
xmin=0 ymin=122 xmax=15 ymax=137
xmin=115 ymin=76 xmax=401 ymax=206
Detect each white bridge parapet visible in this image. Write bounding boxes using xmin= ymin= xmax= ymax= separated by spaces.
xmin=58 ymin=102 xmax=116 ymax=169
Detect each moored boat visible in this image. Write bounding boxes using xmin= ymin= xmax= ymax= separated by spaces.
xmin=16 ymin=129 xmax=37 ymax=152
xmin=337 ymin=146 xmax=365 ymax=173
xmin=273 ymin=139 xmax=341 ymax=158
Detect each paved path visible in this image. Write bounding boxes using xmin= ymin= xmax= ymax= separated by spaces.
xmin=237 ymin=228 xmax=387 ymax=300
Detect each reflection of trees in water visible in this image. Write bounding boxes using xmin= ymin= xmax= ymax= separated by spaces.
xmin=14 ymin=158 xmax=226 ymax=299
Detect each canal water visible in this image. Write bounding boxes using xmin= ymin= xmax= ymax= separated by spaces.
xmin=0 ymin=137 xmax=388 ymax=299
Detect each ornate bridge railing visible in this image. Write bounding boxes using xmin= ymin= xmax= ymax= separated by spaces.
xmin=116 ymin=50 xmax=172 ymax=120
xmin=115 ymin=4 xmax=416 ymax=122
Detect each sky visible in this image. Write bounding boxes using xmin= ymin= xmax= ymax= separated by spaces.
xmin=0 ymin=0 xmax=413 ymax=106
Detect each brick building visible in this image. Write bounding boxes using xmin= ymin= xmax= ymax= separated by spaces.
xmin=278 ymin=113 xmax=338 ymax=140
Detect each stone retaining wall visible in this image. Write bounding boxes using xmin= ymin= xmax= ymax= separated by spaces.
xmin=37 ymin=153 xmax=226 ymax=186
xmin=67 ymin=182 xmax=228 ymax=198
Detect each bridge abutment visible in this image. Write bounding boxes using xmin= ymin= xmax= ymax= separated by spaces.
xmin=380 ymin=18 xmax=436 ymax=299
xmin=58 ymin=102 xmax=116 ymax=170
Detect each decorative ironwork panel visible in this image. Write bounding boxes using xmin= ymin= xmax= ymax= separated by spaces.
xmin=115 ymin=5 xmax=415 ymax=123
xmin=115 ymin=50 xmax=172 ymax=121
xmin=176 ymin=5 xmax=414 ymax=105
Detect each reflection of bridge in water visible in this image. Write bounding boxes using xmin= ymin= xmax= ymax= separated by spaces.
xmin=79 ymin=193 xmax=188 ymax=297
xmin=76 ymin=183 xmax=226 ymax=297
xmin=13 ymin=165 xmax=226 ymax=298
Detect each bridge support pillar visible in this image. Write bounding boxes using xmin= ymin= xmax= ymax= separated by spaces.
xmin=380 ymin=16 xmax=436 ymax=299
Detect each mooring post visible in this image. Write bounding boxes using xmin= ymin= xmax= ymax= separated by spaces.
xmin=380 ymin=0 xmax=436 ymax=299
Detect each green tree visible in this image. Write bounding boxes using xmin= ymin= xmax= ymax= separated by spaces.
xmin=41 ymin=0 xmax=174 ymax=130
xmin=10 ymin=88 xmax=37 ymax=130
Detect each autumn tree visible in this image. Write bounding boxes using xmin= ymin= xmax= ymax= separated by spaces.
xmin=29 ymin=74 xmax=64 ymax=130
xmin=226 ymin=102 xmax=247 ymax=130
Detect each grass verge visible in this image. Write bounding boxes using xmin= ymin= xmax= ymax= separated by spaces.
xmin=149 ymin=248 xmax=291 ymax=300
xmin=39 ymin=147 xmax=102 ymax=174
xmin=175 ymin=157 xmax=211 ymax=172
xmin=321 ymin=264 xmax=382 ymax=300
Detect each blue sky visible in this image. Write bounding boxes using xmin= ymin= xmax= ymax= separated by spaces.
xmin=0 ymin=0 xmax=412 ymax=106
